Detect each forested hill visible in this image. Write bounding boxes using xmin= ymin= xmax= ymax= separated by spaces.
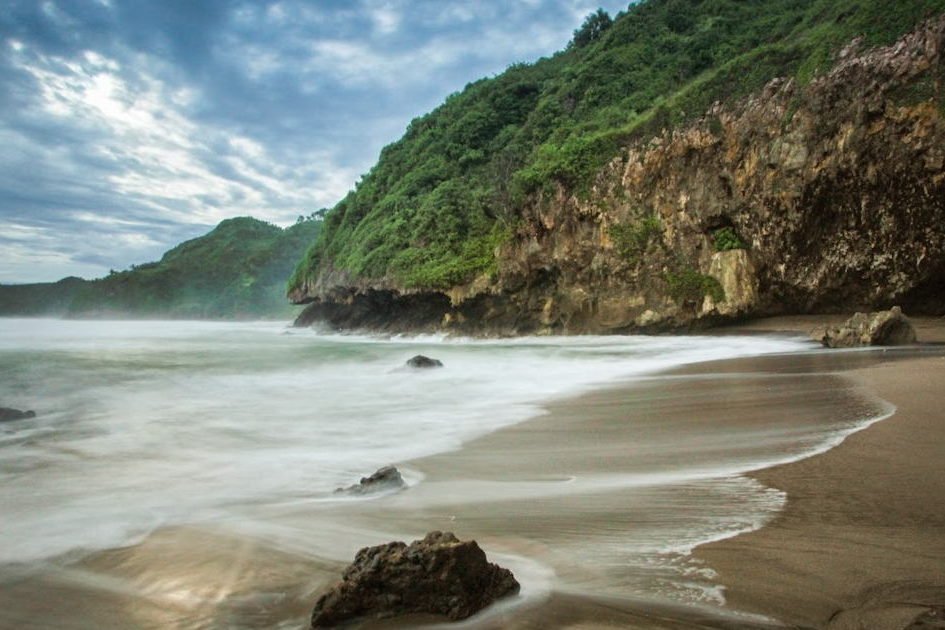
xmin=0 ymin=217 xmax=321 ymax=320
xmin=289 ymin=0 xmax=945 ymax=335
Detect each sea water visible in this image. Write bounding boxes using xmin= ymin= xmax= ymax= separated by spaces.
xmin=0 ymin=318 xmax=889 ymax=626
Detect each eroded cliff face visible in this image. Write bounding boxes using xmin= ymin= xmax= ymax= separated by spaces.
xmin=295 ymin=18 xmax=945 ymax=335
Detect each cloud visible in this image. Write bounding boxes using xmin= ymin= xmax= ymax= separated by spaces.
xmin=0 ymin=0 xmax=629 ymax=282
xmin=0 ymin=39 xmax=355 ymax=281
xmin=367 ymin=1 xmax=402 ymax=35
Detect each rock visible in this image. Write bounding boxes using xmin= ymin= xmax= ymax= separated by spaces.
xmin=0 ymin=408 xmax=36 ymax=422
xmin=702 ymin=249 xmax=759 ymax=317
xmin=311 ymin=531 xmax=520 ymax=628
xmin=405 ymin=355 xmax=443 ymax=368
xmin=334 ymin=466 xmax=407 ymax=495
xmin=814 ymin=306 xmax=918 ymax=348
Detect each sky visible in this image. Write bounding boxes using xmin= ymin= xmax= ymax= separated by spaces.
xmin=0 ymin=0 xmax=629 ymax=283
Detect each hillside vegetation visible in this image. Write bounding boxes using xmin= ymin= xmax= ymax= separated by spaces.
xmin=290 ymin=0 xmax=945 ymax=295
xmin=0 ymin=217 xmax=320 ymax=319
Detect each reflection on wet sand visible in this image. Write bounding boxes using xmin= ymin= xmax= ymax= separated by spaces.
xmin=0 ymin=348 xmax=912 ymax=629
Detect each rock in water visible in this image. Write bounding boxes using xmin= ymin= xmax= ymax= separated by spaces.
xmin=310 ymin=531 xmax=520 ymax=627
xmin=334 ymin=466 xmax=406 ymax=495
xmin=0 ymin=408 xmax=36 ymax=422
xmin=813 ymin=306 xmax=917 ymax=348
xmin=406 ymin=355 xmax=443 ymax=368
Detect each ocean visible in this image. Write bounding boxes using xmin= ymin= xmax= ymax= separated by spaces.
xmin=0 ymin=318 xmax=892 ymax=628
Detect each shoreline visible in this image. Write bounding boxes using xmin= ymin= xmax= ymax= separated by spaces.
xmin=693 ymin=319 xmax=945 ymax=629
xmin=386 ymin=330 xmax=940 ymax=628
xmin=395 ymin=316 xmax=945 ymax=628
xmin=1 ymin=317 xmax=942 ymax=628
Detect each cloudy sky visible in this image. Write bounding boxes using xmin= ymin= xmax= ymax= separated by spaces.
xmin=0 ymin=0 xmax=628 ymax=283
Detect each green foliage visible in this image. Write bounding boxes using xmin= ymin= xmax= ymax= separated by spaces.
xmin=712 ymin=226 xmax=746 ymax=251
xmin=572 ymin=9 xmax=614 ymax=48
xmin=392 ymin=224 xmax=510 ymax=290
xmin=0 ymin=218 xmax=322 ymax=319
xmin=0 ymin=277 xmax=87 ymax=316
xmin=665 ymin=268 xmax=725 ymax=304
xmin=608 ymin=216 xmax=662 ymax=261
xmin=291 ymin=0 xmax=945 ymax=294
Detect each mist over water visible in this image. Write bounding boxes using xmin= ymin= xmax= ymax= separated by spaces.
xmin=0 ymin=318 xmax=893 ymax=627
xmin=0 ymin=319 xmax=804 ymax=563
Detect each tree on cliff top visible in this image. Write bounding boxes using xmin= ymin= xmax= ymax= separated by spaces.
xmin=571 ymin=9 xmax=613 ymax=48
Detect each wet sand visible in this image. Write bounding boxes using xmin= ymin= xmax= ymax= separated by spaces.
xmin=2 ymin=317 xmax=943 ymax=629
xmin=696 ymin=317 xmax=945 ymax=629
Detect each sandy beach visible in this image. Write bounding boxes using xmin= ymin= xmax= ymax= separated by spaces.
xmin=1 ymin=317 xmax=943 ymax=629
xmin=696 ymin=318 xmax=945 ymax=629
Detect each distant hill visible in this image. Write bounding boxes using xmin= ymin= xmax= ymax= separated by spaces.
xmin=0 ymin=277 xmax=88 ymax=317
xmin=0 ymin=217 xmax=321 ymax=320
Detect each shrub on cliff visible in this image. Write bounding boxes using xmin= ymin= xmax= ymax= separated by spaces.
xmin=713 ymin=227 xmax=747 ymax=252
xmin=666 ymin=269 xmax=725 ymax=305
xmin=609 ymin=216 xmax=662 ymax=262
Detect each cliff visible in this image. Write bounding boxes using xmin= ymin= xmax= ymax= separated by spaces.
xmin=291 ymin=11 xmax=945 ymax=335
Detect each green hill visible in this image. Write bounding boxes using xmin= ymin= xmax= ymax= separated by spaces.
xmin=289 ymin=0 xmax=945 ymax=295
xmin=0 ymin=217 xmax=321 ymax=319
xmin=0 ymin=277 xmax=88 ymax=317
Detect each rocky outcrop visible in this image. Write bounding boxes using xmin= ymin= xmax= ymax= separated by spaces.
xmin=0 ymin=408 xmax=36 ymax=422
xmin=294 ymin=18 xmax=945 ymax=335
xmin=310 ymin=531 xmax=520 ymax=627
xmin=405 ymin=355 xmax=443 ymax=368
xmin=813 ymin=306 xmax=917 ymax=348
xmin=334 ymin=466 xmax=407 ymax=495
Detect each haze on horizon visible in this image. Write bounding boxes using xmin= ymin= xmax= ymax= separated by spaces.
xmin=0 ymin=0 xmax=628 ymax=284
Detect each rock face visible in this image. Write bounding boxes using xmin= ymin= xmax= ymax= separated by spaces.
xmin=0 ymin=408 xmax=36 ymax=422
xmin=334 ymin=466 xmax=407 ymax=495
xmin=293 ymin=18 xmax=945 ymax=335
xmin=814 ymin=306 xmax=918 ymax=348
xmin=310 ymin=531 xmax=520 ymax=628
xmin=405 ymin=355 xmax=443 ymax=368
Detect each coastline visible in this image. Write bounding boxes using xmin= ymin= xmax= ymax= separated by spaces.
xmin=695 ymin=319 xmax=945 ymax=629
xmin=1 ymin=317 xmax=942 ymax=629
xmin=362 ymin=326 xmax=944 ymax=628
xmin=396 ymin=316 xmax=945 ymax=628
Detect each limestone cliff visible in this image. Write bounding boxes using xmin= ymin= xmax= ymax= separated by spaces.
xmin=294 ymin=18 xmax=945 ymax=335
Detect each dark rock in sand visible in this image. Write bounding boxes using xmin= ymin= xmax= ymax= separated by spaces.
xmin=311 ymin=531 xmax=519 ymax=628
xmin=813 ymin=306 xmax=917 ymax=348
xmin=334 ymin=466 xmax=406 ymax=495
xmin=405 ymin=355 xmax=443 ymax=368
xmin=0 ymin=408 xmax=36 ymax=422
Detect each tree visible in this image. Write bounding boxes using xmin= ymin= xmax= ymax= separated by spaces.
xmin=571 ymin=9 xmax=613 ymax=48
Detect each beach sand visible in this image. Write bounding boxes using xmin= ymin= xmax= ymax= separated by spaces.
xmin=1 ymin=316 xmax=943 ymax=629
xmin=695 ymin=317 xmax=945 ymax=629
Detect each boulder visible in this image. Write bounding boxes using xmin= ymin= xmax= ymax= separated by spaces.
xmin=406 ymin=355 xmax=443 ymax=368
xmin=334 ymin=466 xmax=406 ymax=496
xmin=0 ymin=408 xmax=36 ymax=422
xmin=813 ymin=306 xmax=917 ymax=348
xmin=310 ymin=531 xmax=520 ymax=627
